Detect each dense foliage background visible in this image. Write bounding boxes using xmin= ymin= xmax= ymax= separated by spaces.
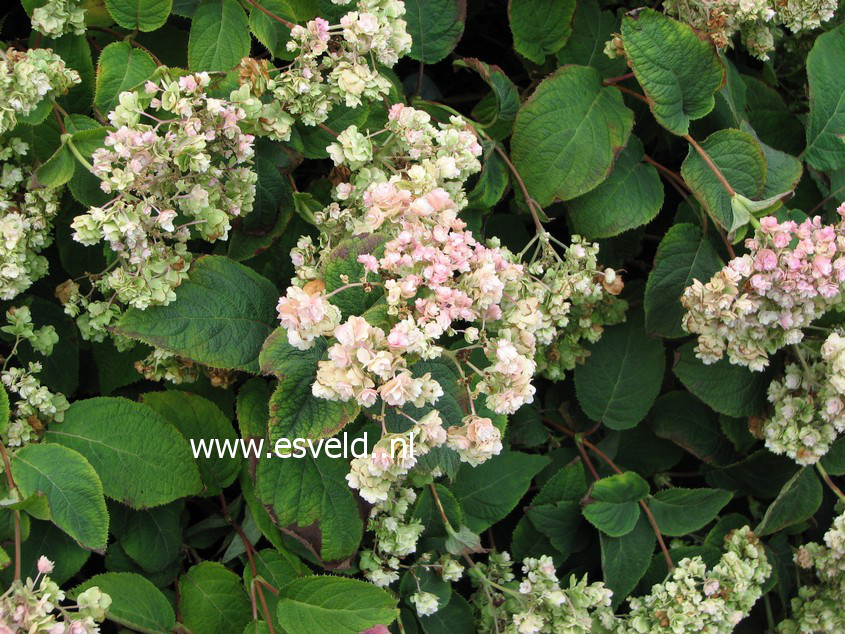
xmin=2 ymin=0 xmax=845 ymax=632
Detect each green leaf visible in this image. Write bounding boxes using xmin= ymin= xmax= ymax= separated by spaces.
xmin=583 ymin=471 xmax=649 ymax=537
xmin=644 ymin=223 xmax=723 ymax=338
xmin=11 ymin=444 xmax=108 ymax=550
xmin=574 ymin=309 xmax=665 ymax=430
xmin=404 ymin=0 xmax=466 ymax=64
xmin=104 ymin=0 xmax=172 ymax=31
xmin=323 ymin=234 xmax=385 ymax=319
xmin=43 ymin=34 xmax=95 ymax=112
xmin=95 ymin=42 xmax=157 ymax=114
xmin=465 ymin=142 xmax=509 ymax=210
xmin=705 ymin=450 xmax=798 ymax=500
xmin=651 ymin=391 xmax=734 ymax=464
xmin=73 ymin=573 xmax=176 ymax=633
xmin=110 ymin=501 xmax=182 ymax=574
xmin=244 ymin=548 xmax=309 ymax=617
xmin=277 ymin=575 xmax=399 ymax=634
xmin=142 ymin=391 xmax=241 ymax=495
xmin=413 ymin=482 xmax=463 ymax=537
xmin=508 ymin=0 xmax=575 ymax=64
xmin=237 ymin=377 xmax=271 ymax=440
xmin=188 ymin=0 xmax=251 ymax=71
xmin=555 ymin=0 xmax=626 ymax=78
xmin=256 ymin=453 xmax=362 ymax=562
xmin=116 ymin=256 xmax=279 ymax=373
xmin=259 ymin=333 xmax=359 ymax=442
xmin=249 ymin=0 xmax=317 ymax=60
xmin=680 ymin=129 xmax=766 ymax=232
xmin=674 ymin=341 xmax=768 ymax=417
xmin=511 ymin=65 xmax=633 ymax=205
xmin=180 ymin=562 xmax=253 ymax=634
xmin=600 ymin=514 xmax=655 ymax=608
xmin=526 ymin=501 xmax=581 ymax=556
xmin=820 ymin=436 xmax=845 ymax=475
xmin=567 ymin=135 xmax=663 ymax=238
xmin=804 ymin=23 xmax=845 ymax=171
xmin=647 ymin=488 xmax=732 ymax=536
xmin=743 ymin=76 xmax=805 ymax=156
xmin=620 ymin=9 xmax=724 ymax=135
xmin=455 ymin=59 xmax=519 ymax=140
xmin=35 ymin=143 xmax=75 ymax=188
xmin=15 ymin=296 xmax=79 ymax=396
xmin=756 ymin=468 xmax=822 ymax=536
xmin=67 ymin=126 xmax=111 ymax=207
xmin=45 ymin=397 xmax=203 ymax=508
xmin=452 ymin=451 xmax=549 ymax=533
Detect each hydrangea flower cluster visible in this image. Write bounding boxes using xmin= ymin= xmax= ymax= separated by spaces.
xmin=614 ymin=527 xmax=771 ymax=633
xmin=661 ymin=0 xmax=838 ymax=59
xmin=1 ymin=306 xmax=68 ymax=447
xmin=0 ymin=556 xmax=111 ymax=632
xmin=232 ymin=0 xmax=410 ymax=141
xmin=358 ymin=486 xmax=424 ymax=586
xmin=524 ymin=235 xmax=626 ymax=381
xmin=762 ymin=331 xmax=845 ymax=464
xmin=0 ymin=47 xmax=79 ymax=135
xmin=681 ymin=210 xmax=845 ymax=371
xmin=277 ymin=105 xmax=621 ymax=504
xmin=346 ymin=410 xmax=446 ymax=503
xmin=0 ymin=137 xmax=63 ymax=300
xmin=69 ymin=71 xmax=258 ymax=324
xmin=469 ymin=551 xmax=615 ymax=633
xmin=134 ymin=347 xmax=200 ymax=385
xmin=30 ymin=0 xmax=86 ymax=38
xmin=779 ymin=509 xmax=845 ymax=633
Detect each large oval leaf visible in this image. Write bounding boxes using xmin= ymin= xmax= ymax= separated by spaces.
xmin=73 ymin=573 xmax=176 ymax=634
xmin=567 ymin=136 xmax=663 ymax=238
xmin=115 ymin=256 xmax=279 ymax=373
xmin=621 ymin=9 xmax=724 ymax=135
xmin=574 ymin=310 xmax=665 ymax=430
xmin=511 ymin=65 xmax=633 ymax=205
xmin=188 ymin=0 xmax=251 ymax=71
xmin=277 ymin=575 xmax=399 ymax=634
xmin=95 ymin=41 xmax=157 ymax=114
xmin=804 ymin=23 xmax=845 ymax=171
xmin=179 ymin=562 xmax=252 ymax=634
xmin=644 ymin=223 xmax=723 ymax=338
xmin=104 ymin=0 xmax=173 ymax=31
xmin=45 ymin=397 xmax=202 ymax=508
xmin=12 ymin=444 xmax=108 ymax=550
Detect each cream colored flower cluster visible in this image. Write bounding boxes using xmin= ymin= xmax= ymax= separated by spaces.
xmin=682 ymin=212 xmax=845 ymax=371
xmin=0 ymin=556 xmax=110 ymax=632
xmin=0 ymin=137 xmax=62 ymax=300
xmin=663 ymin=0 xmax=837 ymax=59
xmin=779 ymin=509 xmax=845 ymax=633
xmin=762 ymin=331 xmax=845 ymax=464
xmin=0 ymin=47 xmax=79 ymax=135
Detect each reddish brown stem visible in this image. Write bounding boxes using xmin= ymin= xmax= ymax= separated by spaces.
xmin=603 ymin=72 xmax=635 ymax=85
xmin=492 ymin=144 xmax=544 ymax=233
xmin=318 ymin=122 xmax=340 ymax=138
xmin=220 ymin=494 xmax=277 ymax=633
xmin=613 ymin=84 xmax=650 ymax=105
xmin=543 ymin=417 xmax=675 ymax=570
xmin=0 ymin=444 xmax=20 ymax=581
xmin=243 ymin=0 xmax=295 ymax=29
xmin=684 ymin=134 xmax=735 ymax=197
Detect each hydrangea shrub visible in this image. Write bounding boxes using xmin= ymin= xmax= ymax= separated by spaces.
xmin=0 ymin=0 xmax=844 ymax=632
